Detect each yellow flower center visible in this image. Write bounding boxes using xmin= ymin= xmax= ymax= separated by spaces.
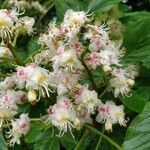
xmin=36 ymin=73 xmax=46 ymax=84
xmin=69 ymin=17 xmax=78 ymax=26
xmin=87 ymin=96 xmax=96 ymax=103
xmin=0 ymin=108 xmax=12 ymax=118
xmin=0 ymin=18 xmax=7 ymax=28
xmin=66 ymin=55 xmax=76 ymax=65
xmin=58 ymin=113 xmax=68 ymax=124
xmin=115 ymin=111 xmax=121 ymax=118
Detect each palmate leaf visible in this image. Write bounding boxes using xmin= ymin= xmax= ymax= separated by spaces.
xmin=88 ymin=0 xmax=121 ymax=13
xmin=55 ymin=0 xmax=122 ymax=21
xmin=34 ymin=128 xmax=60 ymax=150
xmin=55 ymin=0 xmax=88 ymax=21
xmin=119 ymin=91 xmax=147 ymax=113
xmin=60 ymin=132 xmax=78 ymax=150
xmin=123 ymin=102 xmax=150 ymax=150
xmin=122 ymin=12 xmax=150 ymax=69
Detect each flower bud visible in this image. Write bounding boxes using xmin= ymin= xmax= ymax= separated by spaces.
xmin=27 ymin=90 xmax=37 ymax=104
xmin=73 ymin=117 xmax=81 ymax=129
xmin=127 ymin=79 xmax=135 ymax=87
xmin=105 ymin=119 xmax=112 ymax=132
xmin=103 ymin=65 xmax=112 ymax=73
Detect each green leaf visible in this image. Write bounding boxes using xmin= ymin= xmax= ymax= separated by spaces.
xmin=60 ymin=133 xmax=78 ymax=150
xmin=123 ymin=102 xmax=150 ymax=150
xmin=136 ymin=86 xmax=150 ymax=101
xmin=88 ymin=0 xmax=121 ymax=13
xmin=123 ymin=13 xmax=150 ymax=69
xmin=27 ymin=37 xmax=40 ymax=56
xmin=55 ymin=0 xmax=88 ymax=21
xmin=120 ymin=91 xmax=147 ymax=113
xmin=0 ymin=132 xmax=8 ymax=150
xmin=34 ymin=129 xmax=60 ymax=150
xmin=25 ymin=121 xmax=46 ymax=143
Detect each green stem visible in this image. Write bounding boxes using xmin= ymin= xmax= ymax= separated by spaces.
xmin=99 ymin=88 xmax=108 ymax=99
xmin=24 ymin=47 xmax=47 ymax=63
xmin=74 ymin=128 xmax=89 ymax=150
xmin=13 ymin=30 xmax=19 ymax=47
xmin=7 ymin=43 xmax=23 ymax=65
xmin=84 ymin=124 xmax=122 ymax=150
xmin=100 ymin=66 xmax=110 ymax=86
xmin=95 ymin=127 xmax=104 ymax=150
xmin=79 ymin=51 xmax=98 ymax=92
xmin=30 ymin=118 xmax=42 ymax=121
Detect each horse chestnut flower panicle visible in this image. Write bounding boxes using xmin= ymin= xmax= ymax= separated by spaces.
xmin=0 ymin=6 xmax=139 ymax=145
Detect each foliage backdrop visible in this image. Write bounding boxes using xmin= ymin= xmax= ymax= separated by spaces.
xmin=0 ymin=0 xmax=150 ymax=150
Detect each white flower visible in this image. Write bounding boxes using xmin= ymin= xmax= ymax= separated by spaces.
xmin=99 ymin=49 xmax=120 ymax=66
xmin=70 ymin=39 xmax=85 ymax=55
xmin=64 ymin=9 xmax=89 ymax=28
xmin=111 ymin=68 xmax=126 ymax=79
xmin=26 ymin=66 xmax=52 ymax=97
xmin=125 ymin=65 xmax=139 ymax=79
xmin=38 ymin=21 xmax=61 ymax=49
xmin=52 ymin=50 xmax=83 ymax=71
xmin=86 ymin=52 xmax=101 ymax=69
xmin=0 ymin=9 xmax=14 ymax=42
xmin=110 ymin=67 xmax=136 ymax=96
xmin=0 ymin=75 xmax=15 ymax=92
xmin=0 ymin=107 xmax=16 ymax=128
xmin=96 ymin=101 xmax=126 ymax=131
xmin=19 ymin=16 xmax=35 ymax=35
xmin=77 ymin=88 xmax=99 ymax=113
xmin=34 ymin=50 xmax=54 ymax=65
xmin=76 ymin=106 xmax=92 ymax=126
xmin=15 ymin=64 xmax=35 ymax=88
xmin=0 ymin=90 xmax=26 ymax=127
xmin=15 ymin=64 xmax=52 ymax=97
xmin=109 ymin=77 xmax=130 ymax=98
xmin=49 ymin=69 xmax=79 ymax=95
xmin=96 ymin=102 xmax=110 ymax=123
xmin=8 ymin=114 xmax=30 ymax=145
xmin=89 ymin=35 xmax=108 ymax=51
xmin=109 ymin=102 xmax=126 ymax=126
xmin=84 ymin=24 xmax=108 ymax=40
xmin=0 ymin=90 xmax=18 ymax=110
xmin=47 ymin=96 xmax=78 ymax=136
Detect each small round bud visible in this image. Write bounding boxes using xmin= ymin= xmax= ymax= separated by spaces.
xmin=73 ymin=117 xmax=81 ymax=129
xmin=127 ymin=79 xmax=135 ymax=87
xmin=105 ymin=119 xmax=112 ymax=132
xmin=27 ymin=90 xmax=37 ymax=103
xmin=103 ymin=65 xmax=112 ymax=73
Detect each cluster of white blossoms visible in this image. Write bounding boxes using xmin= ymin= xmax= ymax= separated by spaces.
xmin=8 ymin=0 xmax=46 ymax=14
xmin=0 ymin=6 xmax=34 ymax=146
xmin=0 ymin=90 xmax=26 ymax=126
xmin=0 ymin=8 xmax=138 ymax=145
xmin=36 ymin=9 xmax=138 ymax=135
xmin=96 ymin=101 xmax=126 ymax=131
xmin=0 ymin=8 xmax=35 ymax=44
